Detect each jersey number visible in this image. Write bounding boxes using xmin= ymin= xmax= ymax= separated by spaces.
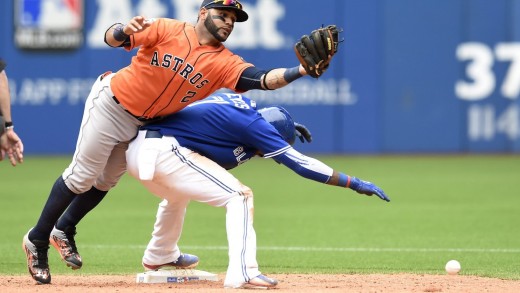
xmin=181 ymin=91 xmax=196 ymax=103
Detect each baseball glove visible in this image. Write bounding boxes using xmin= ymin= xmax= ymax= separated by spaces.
xmin=294 ymin=25 xmax=340 ymax=78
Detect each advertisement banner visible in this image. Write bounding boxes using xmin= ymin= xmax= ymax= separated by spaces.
xmin=1 ymin=0 xmax=519 ymax=154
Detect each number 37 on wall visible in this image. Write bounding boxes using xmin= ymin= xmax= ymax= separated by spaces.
xmin=456 ymin=42 xmax=520 ymax=101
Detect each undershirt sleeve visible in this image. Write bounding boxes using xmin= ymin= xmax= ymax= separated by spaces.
xmin=236 ymin=66 xmax=267 ymax=91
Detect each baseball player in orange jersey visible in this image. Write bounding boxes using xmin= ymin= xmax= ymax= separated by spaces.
xmin=22 ymin=0 xmax=337 ymax=285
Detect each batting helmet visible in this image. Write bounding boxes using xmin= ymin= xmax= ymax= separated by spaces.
xmin=258 ymin=106 xmax=296 ymax=145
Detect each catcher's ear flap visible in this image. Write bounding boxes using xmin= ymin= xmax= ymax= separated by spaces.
xmin=310 ymin=30 xmax=329 ymax=61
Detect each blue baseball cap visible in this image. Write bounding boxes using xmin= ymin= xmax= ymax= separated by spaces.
xmin=200 ymin=0 xmax=249 ymax=22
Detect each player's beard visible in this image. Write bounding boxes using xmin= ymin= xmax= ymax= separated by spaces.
xmin=204 ymin=15 xmax=228 ymax=43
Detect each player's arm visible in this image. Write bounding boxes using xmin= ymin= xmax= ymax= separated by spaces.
xmin=104 ymin=16 xmax=152 ymax=48
xmin=0 ymin=64 xmax=24 ymax=166
xmin=236 ymin=66 xmax=307 ymax=91
xmin=0 ymin=69 xmax=12 ymax=124
xmin=274 ymin=148 xmax=390 ymax=202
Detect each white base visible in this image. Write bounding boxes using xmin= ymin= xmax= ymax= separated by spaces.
xmin=136 ymin=269 xmax=219 ymax=284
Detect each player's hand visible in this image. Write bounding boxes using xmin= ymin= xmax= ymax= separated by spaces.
xmin=349 ymin=177 xmax=390 ymax=202
xmin=0 ymin=129 xmax=24 ymax=166
xmin=295 ymin=122 xmax=312 ymax=143
xmin=123 ymin=16 xmax=153 ymax=35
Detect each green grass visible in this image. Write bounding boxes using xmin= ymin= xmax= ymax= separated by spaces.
xmin=1 ymin=155 xmax=519 ymax=279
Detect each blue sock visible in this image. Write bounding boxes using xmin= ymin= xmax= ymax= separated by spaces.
xmin=29 ymin=176 xmax=77 ymax=242
xmin=56 ymin=187 xmax=108 ymax=231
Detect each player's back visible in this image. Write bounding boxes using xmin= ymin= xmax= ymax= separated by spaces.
xmin=143 ymin=93 xmax=262 ymax=169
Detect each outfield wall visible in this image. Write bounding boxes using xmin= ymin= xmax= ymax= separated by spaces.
xmin=1 ymin=0 xmax=519 ymax=154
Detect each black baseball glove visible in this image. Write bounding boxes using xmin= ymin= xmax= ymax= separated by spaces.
xmin=294 ymin=25 xmax=341 ymax=78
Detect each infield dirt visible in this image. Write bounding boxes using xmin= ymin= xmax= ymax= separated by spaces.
xmin=2 ymin=273 xmax=520 ymax=292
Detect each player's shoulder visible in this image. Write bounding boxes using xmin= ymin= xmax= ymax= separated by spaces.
xmin=154 ymin=18 xmax=187 ymax=31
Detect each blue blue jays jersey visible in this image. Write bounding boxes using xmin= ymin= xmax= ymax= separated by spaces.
xmin=141 ymin=93 xmax=291 ymax=170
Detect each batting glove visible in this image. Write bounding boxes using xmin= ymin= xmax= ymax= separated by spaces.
xmin=349 ymin=177 xmax=390 ymax=202
xmin=295 ymin=122 xmax=312 ymax=143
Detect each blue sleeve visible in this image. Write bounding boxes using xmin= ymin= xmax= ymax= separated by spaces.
xmin=273 ymin=150 xmax=332 ymax=183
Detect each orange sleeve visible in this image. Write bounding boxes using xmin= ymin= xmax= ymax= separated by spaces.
xmin=123 ymin=18 xmax=183 ymax=51
xmin=216 ymin=53 xmax=254 ymax=93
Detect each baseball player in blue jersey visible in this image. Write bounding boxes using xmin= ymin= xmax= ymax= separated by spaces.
xmin=125 ymin=92 xmax=390 ymax=289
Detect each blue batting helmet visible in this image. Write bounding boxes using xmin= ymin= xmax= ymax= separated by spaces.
xmin=258 ymin=106 xmax=296 ymax=145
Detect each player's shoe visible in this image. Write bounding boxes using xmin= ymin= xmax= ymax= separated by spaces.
xmin=142 ymin=253 xmax=199 ymax=270
xmin=50 ymin=226 xmax=83 ymax=269
xmin=224 ymin=274 xmax=279 ymax=289
xmin=22 ymin=229 xmax=51 ymax=284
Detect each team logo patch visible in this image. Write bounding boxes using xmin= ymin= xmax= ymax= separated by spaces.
xmin=14 ymin=0 xmax=84 ymax=50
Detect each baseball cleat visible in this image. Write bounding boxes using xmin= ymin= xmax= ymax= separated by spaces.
xmin=142 ymin=253 xmax=199 ymax=270
xmin=225 ymin=274 xmax=279 ymax=289
xmin=22 ymin=229 xmax=51 ymax=284
xmin=50 ymin=226 xmax=83 ymax=269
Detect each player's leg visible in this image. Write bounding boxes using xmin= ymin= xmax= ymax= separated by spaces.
xmin=23 ymin=74 xmax=108 ymax=284
xmin=23 ymin=73 xmax=140 ymax=283
xmin=222 ymin=191 xmax=276 ymax=289
xmin=127 ymin=132 xmax=200 ymax=269
xmin=141 ymin=198 xmax=198 ymax=270
xmin=62 ymin=75 xmax=140 ymax=194
xmin=49 ymin=141 xmax=129 ymax=269
xmin=134 ymin=140 xmax=274 ymax=288
xmin=175 ymin=150 xmax=276 ymax=288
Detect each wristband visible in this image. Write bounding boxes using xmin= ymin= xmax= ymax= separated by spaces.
xmin=113 ymin=25 xmax=129 ymax=42
xmin=5 ymin=121 xmax=13 ymax=129
xmin=338 ymin=173 xmax=351 ymax=188
xmin=283 ymin=66 xmax=303 ymax=83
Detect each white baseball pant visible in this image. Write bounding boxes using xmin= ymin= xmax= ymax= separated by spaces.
xmin=126 ymin=130 xmax=262 ymax=287
xmin=62 ymin=72 xmax=143 ymax=194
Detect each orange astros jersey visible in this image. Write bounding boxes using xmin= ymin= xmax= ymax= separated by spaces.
xmin=110 ymin=18 xmax=253 ymax=119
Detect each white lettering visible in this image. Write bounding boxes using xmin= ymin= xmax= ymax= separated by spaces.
xmin=455 ymin=42 xmax=495 ymax=101
xmin=468 ymin=104 xmax=495 ymax=141
xmin=87 ymin=0 xmax=134 ymax=48
xmin=495 ymin=43 xmax=520 ymax=99
xmin=137 ymin=0 xmax=168 ymax=18
xmin=243 ymin=79 xmax=358 ymax=105
xmin=88 ymin=0 xmax=288 ymax=49
xmin=11 ymin=78 xmax=95 ymax=106
xmin=468 ymin=104 xmax=520 ymax=141
xmin=456 ymin=42 xmax=520 ymax=101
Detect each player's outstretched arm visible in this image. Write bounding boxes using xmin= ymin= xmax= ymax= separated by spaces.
xmin=259 ymin=66 xmax=306 ymax=90
xmin=327 ymin=171 xmax=390 ymax=202
xmin=104 ymin=16 xmax=152 ymax=47
xmin=276 ymin=149 xmax=390 ymax=202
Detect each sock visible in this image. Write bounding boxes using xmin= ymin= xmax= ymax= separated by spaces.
xmin=29 ymin=176 xmax=77 ymax=242
xmin=56 ymin=186 xmax=108 ymax=231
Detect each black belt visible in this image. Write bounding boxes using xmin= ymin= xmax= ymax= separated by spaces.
xmin=112 ymin=96 xmax=161 ymax=122
xmin=145 ymin=130 xmax=163 ymax=139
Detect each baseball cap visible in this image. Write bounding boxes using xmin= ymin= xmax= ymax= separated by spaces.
xmin=200 ymin=0 xmax=249 ymax=22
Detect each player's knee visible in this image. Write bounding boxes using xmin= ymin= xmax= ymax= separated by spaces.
xmin=241 ymin=186 xmax=253 ymax=198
